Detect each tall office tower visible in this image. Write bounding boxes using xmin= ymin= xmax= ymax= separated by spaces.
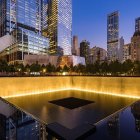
xmin=119 ymin=36 xmax=124 ymax=62
xmin=122 ymin=43 xmax=132 ymax=62
xmin=42 ymin=0 xmax=48 ymax=37
xmin=135 ymin=17 xmax=140 ymax=32
xmin=80 ymin=40 xmax=90 ymax=64
xmin=130 ymin=18 xmax=140 ymax=62
xmin=131 ymin=32 xmax=140 ymax=62
xmin=0 ymin=0 xmax=42 ymax=36
xmin=107 ymin=11 xmax=119 ymax=62
xmin=0 ymin=0 xmax=49 ymax=63
xmin=72 ymin=36 xmax=80 ymax=56
xmin=47 ymin=0 xmax=72 ymax=55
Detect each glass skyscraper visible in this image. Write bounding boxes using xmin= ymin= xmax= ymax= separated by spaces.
xmin=0 ymin=0 xmax=49 ymax=63
xmin=47 ymin=0 xmax=72 ymax=55
xmin=107 ymin=11 xmax=119 ymax=61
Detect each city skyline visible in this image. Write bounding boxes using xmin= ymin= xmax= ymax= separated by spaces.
xmin=73 ymin=0 xmax=140 ymax=49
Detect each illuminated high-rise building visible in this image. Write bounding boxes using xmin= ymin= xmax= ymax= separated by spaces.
xmin=119 ymin=36 xmax=124 ymax=62
xmin=107 ymin=11 xmax=119 ymax=61
xmin=0 ymin=0 xmax=43 ymax=36
xmin=72 ymin=36 xmax=80 ymax=56
xmin=47 ymin=0 xmax=72 ymax=55
xmin=0 ymin=0 xmax=49 ymax=63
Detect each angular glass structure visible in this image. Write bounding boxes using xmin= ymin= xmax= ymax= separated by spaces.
xmin=47 ymin=0 xmax=72 ymax=55
xmin=0 ymin=0 xmax=49 ymax=63
xmin=107 ymin=11 xmax=119 ymax=61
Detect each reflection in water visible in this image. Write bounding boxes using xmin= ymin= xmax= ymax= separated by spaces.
xmin=7 ymin=90 xmax=136 ymax=129
xmin=0 ymin=91 xmax=140 ymax=140
xmin=107 ymin=114 xmax=120 ymax=138
xmin=0 ymin=98 xmax=48 ymax=140
xmin=131 ymin=101 xmax=140 ymax=132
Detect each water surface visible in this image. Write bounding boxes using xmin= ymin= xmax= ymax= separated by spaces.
xmin=7 ymin=90 xmax=137 ymax=129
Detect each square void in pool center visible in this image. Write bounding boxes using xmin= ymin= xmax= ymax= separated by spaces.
xmin=49 ymin=97 xmax=95 ymax=109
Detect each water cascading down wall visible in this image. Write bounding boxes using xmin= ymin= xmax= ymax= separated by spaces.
xmin=0 ymin=77 xmax=140 ymax=98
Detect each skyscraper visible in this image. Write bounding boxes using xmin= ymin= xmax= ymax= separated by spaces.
xmin=80 ymin=40 xmax=90 ymax=64
xmin=0 ymin=0 xmax=42 ymax=36
xmin=0 ymin=0 xmax=49 ymax=63
xmin=122 ymin=43 xmax=132 ymax=62
xmin=119 ymin=36 xmax=124 ymax=62
xmin=72 ymin=36 xmax=80 ymax=56
xmin=47 ymin=0 xmax=72 ymax=55
xmin=131 ymin=32 xmax=140 ymax=62
xmin=130 ymin=18 xmax=140 ymax=62
xmin=135 ymin=17 xmax=140 ymax=32
xmin=107 ymin=11 xmax=119 ymax=61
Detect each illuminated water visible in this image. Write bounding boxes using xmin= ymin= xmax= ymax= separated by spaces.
xmin=7 ymin=90 xmax=137 ymax=129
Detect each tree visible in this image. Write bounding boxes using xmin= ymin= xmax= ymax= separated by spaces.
xmin=46 ymin=63 xmax=55 ymax=73
xmin=56 ymin=66 xmax=62 ymax=72
xmin=30 ymin=63 xmax=41 ymax=72
xmin=70 ymin=64 xmax=74 ymax=72
xmin=109 ymin=60 xmax=122 ymax=75
xmin=14 ymin=63 xmax=25 ymax=73
xmin=8 ymin=64 xmax=16 ymax=73
xmin=93 ymin=61 xmax=101 ymax=74
xmin=63 ymin=65 xmax=70 ymax=72
xmin=100 ymin=61 xmax=109 ymax=74
xmin=122 ymin=60 xmax=133 ymax=74
xmin=40 ymin=64 xmax=47 ymax=75
xmin=25 ymin=64 xmax=30 ymax=73
xmin=77 ymin=64 xmax=86 ymax=74
xmin=133 ymin=61 xmax=140 ymax=75
xmin=86 ymin=64 xmax=94 ymax=74
xmin=0 ymin=60 xmax=8 ymax=72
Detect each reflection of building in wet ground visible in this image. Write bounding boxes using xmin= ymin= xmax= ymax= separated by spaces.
xmin=131 ymin=101 xmax=140 ymax=132
xmin=0 ymin=98 xmax=47 ymax=140
xmin=107 ymin=114 xmax=120 ymax=137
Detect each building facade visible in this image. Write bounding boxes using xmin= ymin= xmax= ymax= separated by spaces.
xmin=89 ymin=46 xmax=107 ymax=64
xmin=130 ymin=18 xmax=140 ymax=62
xmin=0 ymin=0 xmax=49 ymax=64
xmin=80 ymin=40 xmax=90 ymax=64
xmin=135 ymin=17 xmax=140 ymax=32
xmin=72 ymin=36 xmax=80 ymax=56
xmin=58 ymin=55 xmax=85 ymax=68
xmin=122 ymin=43 xmax=132 ymax=62
xmin=24 ymin=54 xmax=59 ymax=67
xmin=107 ymin=11 xmax=119 ymax=62
xmin=119 ymin=37 xmax=125 ymax=62
xmin=47 ymin=0 xmax=72 ymax=55
xmin=131 ymin=32 xmax=140 ymax=62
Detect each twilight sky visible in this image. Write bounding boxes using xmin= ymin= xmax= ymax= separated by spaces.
xmin=72 ymin=0 xmax=140 ymax=50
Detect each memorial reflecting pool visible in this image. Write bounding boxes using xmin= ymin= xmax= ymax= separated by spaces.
xmin=6 ymin=90 xmax=137 ymax=129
